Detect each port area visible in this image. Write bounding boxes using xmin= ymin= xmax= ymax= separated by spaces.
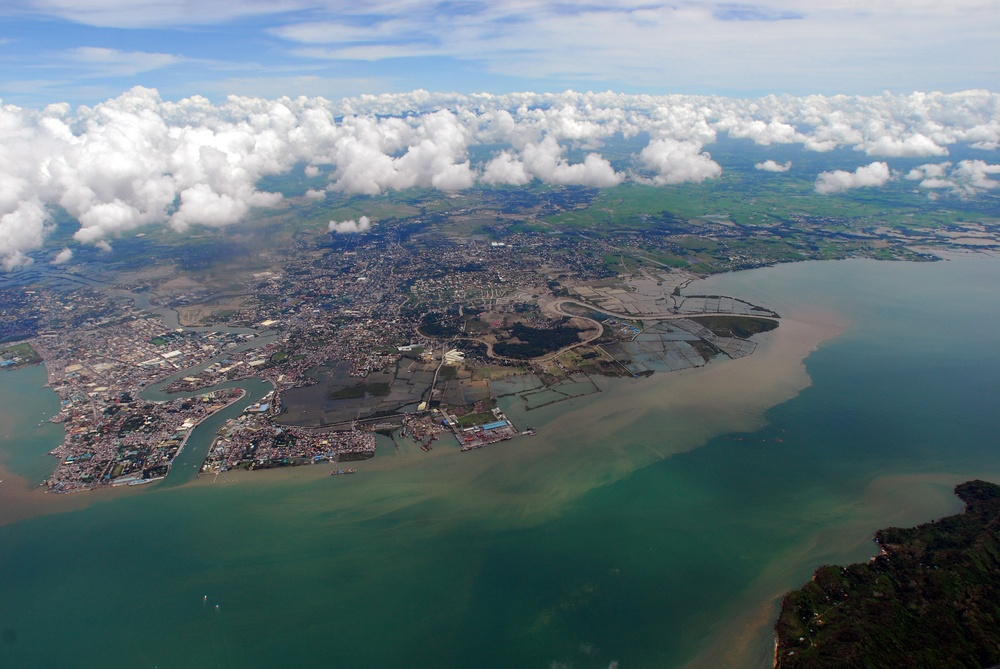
xmin=438 ymin=408 xmax=535 ymax=452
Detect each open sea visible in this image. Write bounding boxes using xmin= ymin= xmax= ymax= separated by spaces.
xmin=1 ymin=256 xmax=999 ymax=669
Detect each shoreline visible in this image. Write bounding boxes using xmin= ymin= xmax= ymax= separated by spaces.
xmin=3 ymin=256 xmax=999 ymax=669
xmin=679 ymin=472 xmax=987 ymax=669
xmin=172 ymin=386 xmax=249 ymax=461
xmin=179 ymin=303 xmax=849 ymax=528
xmin=44 ymin=384 xmax=253 ymax=495
xmin=0 ymin=275 xmax=848 ymax=526
xmin=0 ymin=382 xmax=259 ymax=525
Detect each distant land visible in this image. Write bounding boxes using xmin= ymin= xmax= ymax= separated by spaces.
xmin=0 ymin=176 xmax=795 ymax=492
xmin=1 ymin=139 xmax=998 ymax=493
xmin=774 ymin=480 xmax=1000 ymax=668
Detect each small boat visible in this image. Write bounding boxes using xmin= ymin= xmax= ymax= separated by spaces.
xmin=330 ymin=468 xmax=357 ymax=476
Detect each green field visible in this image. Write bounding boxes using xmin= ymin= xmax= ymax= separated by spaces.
xmin=0 ymin=342 xmax=41 ymax=369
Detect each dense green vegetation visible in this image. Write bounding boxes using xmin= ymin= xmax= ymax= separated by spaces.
xmin=690 ymin=315 xmax=779 ymax=339
xmin=420 ymin=312 xmax=460 ymax=337
xmin=327 ymin=383 xmax=391 ymax=400
xmin=493 ymin=322 xmax=581 ymax=359
xmin=775 ymin=480 xmax=1000 ymax=669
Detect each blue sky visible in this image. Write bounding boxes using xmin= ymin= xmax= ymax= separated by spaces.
xmin=1 ymin=0 xmax=998 ymax=107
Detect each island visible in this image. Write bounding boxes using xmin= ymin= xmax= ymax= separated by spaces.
xmin=773 ymin=480 xmax=1000 ymax=668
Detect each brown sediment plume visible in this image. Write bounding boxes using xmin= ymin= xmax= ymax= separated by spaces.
xmin=679 ymin=473 xmax=987 ymax=669
xmin=545 ymin=309 xmax=848 ymax=463
xmin=181 ymin=306 xmax=851 ymax=534
xmin=0 ymin=304 xmax=848 ymax=533
xmin=0 ymin=463 xmax=94 ymax=526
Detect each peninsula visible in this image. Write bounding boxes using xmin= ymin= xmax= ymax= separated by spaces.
xmin=2 ymin=171 xmax=998 ymax=493
xmin=774 ymin=480 xmax=1000 ymax=668
xmin=1 ymin=187 xmax=786 ymax=492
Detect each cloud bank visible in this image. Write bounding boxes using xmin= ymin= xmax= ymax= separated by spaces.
xmin=906 ymin=160 xmax=1000 ymax=196
xmin=0 ymin=87 xmax=998 ymax=269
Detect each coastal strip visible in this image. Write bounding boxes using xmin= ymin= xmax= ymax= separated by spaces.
xmin=774 ymin=480 xmax=1000 ymax=668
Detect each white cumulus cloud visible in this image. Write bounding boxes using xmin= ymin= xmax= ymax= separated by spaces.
xmin=328 ymin=215 xmax=372 ymax=234
xmin=52 ymin=247 xmax=73 ymax=264
xmin=906 ymin=162 xmax=952 ymax=181
xmin=815 ymin=162 xmax=892 ymax=194
xmin=907 ymin=160 xmax=1000 ymax=195
xmin=1 ymin=87 xmax=999 ymax=269
xmin=519 ymin=136 xmax=621 ymax=187
xmin=639 ymin=138 xmax=721 ymax=185
xmin=755 ymin=159 xmax=792 ymax=172
xmin=481 ymin=151 xmax=532 ymax=186
xmin=864 ymin=133 xmax=949 ymax=158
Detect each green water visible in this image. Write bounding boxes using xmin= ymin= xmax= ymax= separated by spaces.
xmin=0 ymin=364 xmax=64 ymax=486
xmin=2 ymin=257 xmax=1000 ymax=669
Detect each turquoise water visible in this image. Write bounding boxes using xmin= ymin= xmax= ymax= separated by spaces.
xmin=1 ymin=257 xmax=999 ymax=668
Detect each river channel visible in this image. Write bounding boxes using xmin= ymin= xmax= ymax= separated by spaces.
xmin=22 ymin=266 xmax=280 ymax=486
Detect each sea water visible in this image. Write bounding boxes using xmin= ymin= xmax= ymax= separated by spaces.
xmin=0 ymin=364 xmax=65 ymax=486
xmin=0 ymin=257 xmax=998 ymax=669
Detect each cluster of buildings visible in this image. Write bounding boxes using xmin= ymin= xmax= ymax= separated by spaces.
xmin=7 ymin=224 xmax=619 ymax=490
xmin=203 ymin=413 xmax=376 ymax=473
xmin=34 ymin=313 xmax=262 ymax=397
xmin=0 ymin=283 xmax=126 ymax=342
xmin=46 ymin=387 xmax=245 ymax=493
xmin=3 ymin=192 xmax=791 ymax=493
xmin=8 ymin=294 xmax=277 ymax=490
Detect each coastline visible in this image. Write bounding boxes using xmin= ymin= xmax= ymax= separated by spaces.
xmin=3 ymin=257 xmax=1000 ymax=668
xmin=0 ymin=295 xmax=845 ymax=545
xmin=513 ymin=305 xmax=849 ymax=482
xmin=179 ymin=303 xmax=849 ymax=531
xmin=668 ymin=257 xmax=1000 ymax=669
xmin=772 ymin=479 xmax=1000 ymax=668
xmin=0 ymin=380 xmax=260 ymax=525
xmin=0 ymin=274 xmax=848 ymax=528
xmin=0 ymin=460 xmax=115 ymax=527
xmin=676 ymin=471 xmax=998 ymax=667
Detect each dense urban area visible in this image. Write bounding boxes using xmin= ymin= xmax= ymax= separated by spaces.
xmin=1 ymin=182 xmax=997 ymax=493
